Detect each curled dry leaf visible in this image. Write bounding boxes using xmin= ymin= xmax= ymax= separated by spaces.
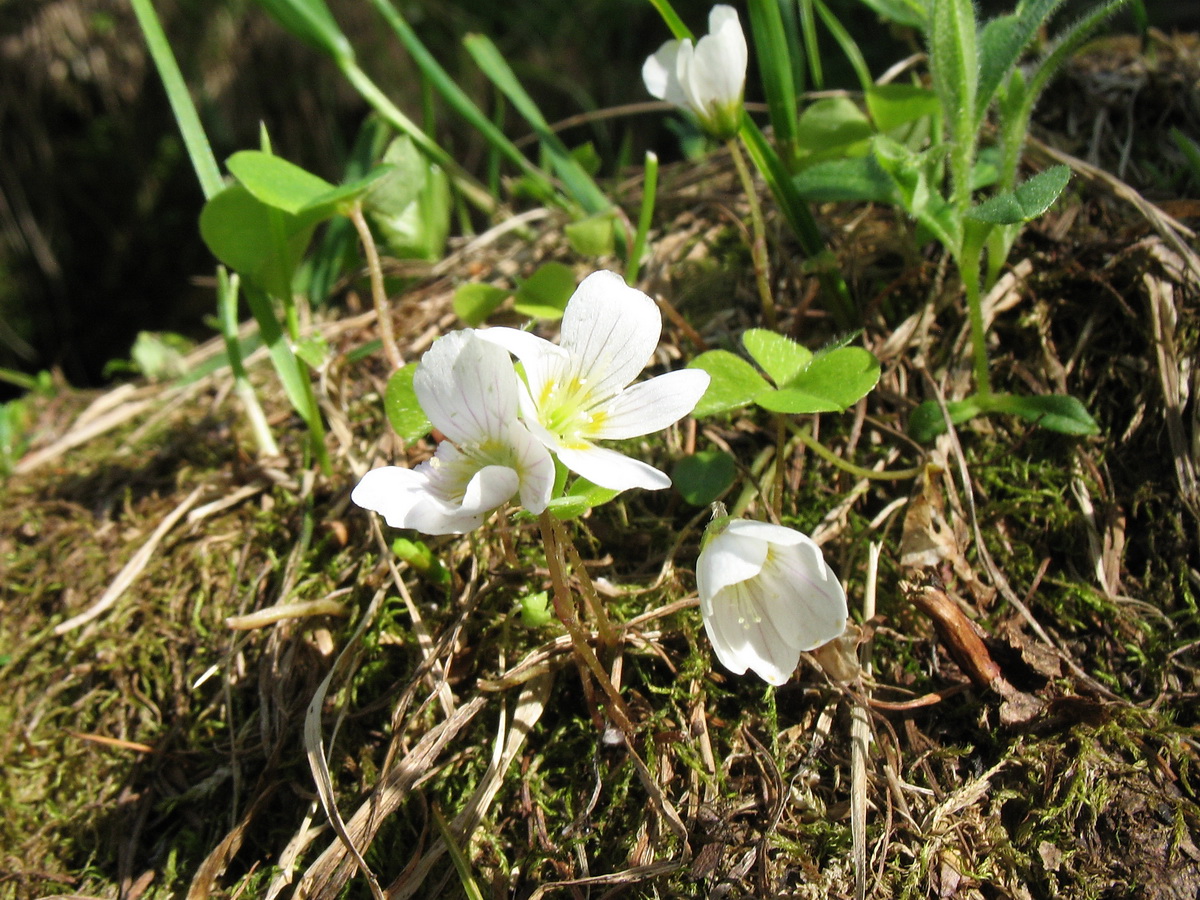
xmin=902 ymin=574 xmax=1045 ymax=726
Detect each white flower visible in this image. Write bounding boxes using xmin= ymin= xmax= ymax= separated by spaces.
xmin=351 ymin=330 xmax=554 ymax=535
xmin=697 ymin=518 xmax=848 ymax=685
xmin=480 ymin=270 xmax=710 ymax=492
xmin=643 ymin=5 xmax=748 ymax=141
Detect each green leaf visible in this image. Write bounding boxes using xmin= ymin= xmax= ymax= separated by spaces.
xmin=795 ymin=97 xmax=873 ymax=156
xmin=199 ymin=184 xmax=316 ymax=299
xmin=742 ymin=329 xmax=813 ymax=386
xmin=793 ymin=157 xmax=897 ymax=203
xmin=966 ymin=165 xmax=1070 ymax=224
xmin=909 ymin=392 xmax=1099 ymax=440
xmin=547 ymin=477 xmax=621 ymax=520
xmin=866 ymin=84 xmax=940 ymax=133
xmin=564 ymin=213 xmax=617 ymax=257
xmin=756 ymin=347 xmax=880 ymax=414
xmin=987 ymin=393 xmax=1099 ymax=435
xmin=519 ymin=590 xmax=554 ymax=627
xmin=672 ymin=450 xmax=737 ymax=506
xmin=384 ymin=363 xmax=431 ymax=443
xmin=908 ymin=397 xmax=985 ymax=441
xmin=976 ymin=0 xmax=1063 ymax=122
xmin=370 ymin=159 xmax=450 ymax=261
xmin=294 ymin=334 xmax=329 ymax=370
xmin=850 ymin=0 xmax=925 ymax=29
xmin=688 ymin=350 xmax=773 ymax=417
xmin=513 ymin=262 xmax=576 ymax=320
xmin=227 ymin=150 xmax=335 ymax=214
xmin=453 ymin=283 xmax=510 ymax=327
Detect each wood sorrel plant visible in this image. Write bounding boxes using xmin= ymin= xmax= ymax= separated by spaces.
xmin=356 ymin=271 xmax=709 ymax=731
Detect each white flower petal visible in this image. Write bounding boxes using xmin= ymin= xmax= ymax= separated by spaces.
xmin=477 ymin=326 xmax=570 ymax=411
xmin=558 ymin=271 xmax=662 ymax=403
xmin=352 ymin=465 xmax=479 ymax=535
xmin=643 ymin=39 xmax=689 ymax=106
xmin=589 ymin=369 xmax=710 ymax=440
xmin=460 ymin=464 xmax=521 ymax=515
xmin=704 ymin=5 xmax=748 ymax=100
xmin=351 ymin=466 xmax=427 ymax=526
xmin=704 ymin=583 xmax=797 ymax=685
xmin=688 ymin=37 xmax=741 ymax=113
xmin=723 ymin=518 xmax=808 ymax=546
xmin=766 ymin=542 xmax=848 ymax=649
xmin=697 ymin=528 xmax=768 ymax=597
xmin=556 ymin=443 xmax=671 ymax=491
xmin=508 ymin=423 xmax=556 ymax=514
xmin=414 ymin=330 xmax=519 ymax=447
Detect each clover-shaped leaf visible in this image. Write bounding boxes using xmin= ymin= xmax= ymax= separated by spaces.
xmin=688 ymin=350 xmax=772 ymax=417
xmin=757 ymin=346 xmax=881 ymax=414
xmin=689 ymin=331 xmax=880 ymax=418
xmin=742 ymin=329 xmax=812 ymax=386
xmin=673 ymin=450 xmax=737 ymax=506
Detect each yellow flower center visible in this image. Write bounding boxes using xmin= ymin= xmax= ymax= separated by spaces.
xmin=537 ymin=375 xmax=608 ymax=448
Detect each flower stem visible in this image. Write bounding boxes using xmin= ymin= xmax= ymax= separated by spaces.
xmin=728 ymin=138 xmax=778 ymax=330
xmin=554 ymin=518 xmax=617 ymax=650
xmin=217 ymin=269 xmax=279 ymax=457
xmin=349 ymin=203 xmax=402 ymax=371
xmin=791 ymin=423 xmax=922 ymax=481
xmin=538 ymin=512 xmax=635 ymax=735
xmin=773 ymin=413 xmax=786 ymax=518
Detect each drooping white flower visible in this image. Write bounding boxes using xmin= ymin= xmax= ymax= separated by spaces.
xmin=697 ymin=517 xmax=848 ymax=685
xmin=480 ymin=270 xmax=710 ymax=492
xmin=643 ymin=5 xmax=748 ymax=141
xmin=351 ymin=329 xmax=554 ymax=535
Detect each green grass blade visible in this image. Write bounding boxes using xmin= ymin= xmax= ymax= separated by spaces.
xmin=739 ymin=117 xmax=824 ymax=257
xmin=463 ymin=34 xmax=611 ymax=217
xmin=796 ymin=0 xmax=821 ymax=90
xmin=217 ymin=270 xmax=279 ymax=456
xmin=811 ymin=0 xmax=872 ymax=94
xmin=253 ymin=0 xmax=354 ymax=64
xmin=645 ymin=0 xmax=694 ymax=40
xmin=748 ymin=0 xmax=801 ymax=165
xmin=739 ymin=117 xmax=857 ymax=326
xmin=128 ymin=0 xmax=222 ymax=200
xmin=362 ymin=0 xmax=557 ymax=199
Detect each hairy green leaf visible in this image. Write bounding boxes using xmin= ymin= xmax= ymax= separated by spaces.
xmin=966 ymin=165 xmax=1070 ymax=224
